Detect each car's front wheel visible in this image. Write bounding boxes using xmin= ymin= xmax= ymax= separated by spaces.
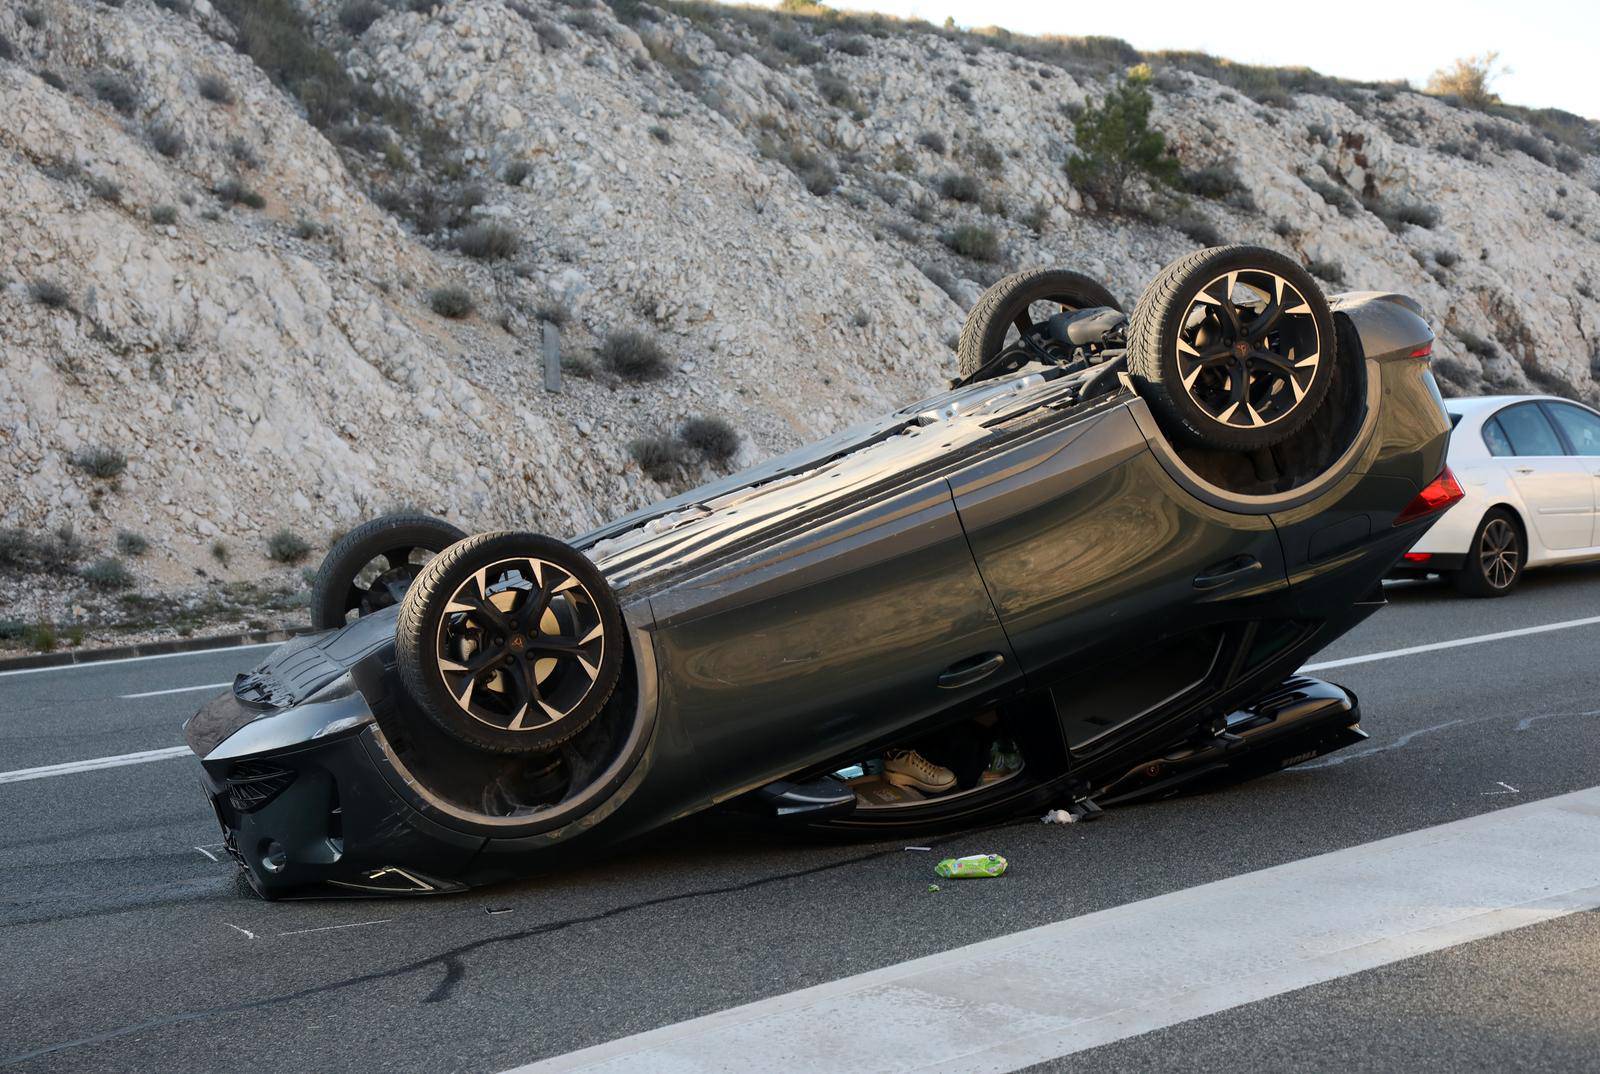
xmin=395 ymin=531 xmax=625 ymax=755
xmin=1452 ymin=509 xmax=1524 ymax=597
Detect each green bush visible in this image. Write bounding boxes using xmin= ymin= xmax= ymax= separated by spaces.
xmin=503 ymin=160 xmax=532 ymax=185
xmin=942 ymin=224 xmax=1000 ymax=261
xmin=428 ymin=287 xmax=474 ymax=319
xmin=1181 ymin=163 xmax=1252 ymax=208
xmin=1179 ymin=218 xmax=1223 ymax=246
xmin=90 ymin=71 xmax=139 ymax=115
xmin=266 ymin=529 xmax=311 ymax=564
xmin=649 ymin=125 xmax=672 ymax=145
xmin=814 ymin=68 xmax=859 ymax=111
xmin=71 ymin=447 xmax=128 ymax=480
xmin=148 ymin=122 xmax=186 ymax=159
xmin=453 ymin=223 xmax=521 ymax=260
xmin=1302 ymin=174 xmax=1357 ymax=216
xmin=679 ymin=416 xmax=739 ymax=463
xmin=338 ymin=1 xmax=387 ymax=35
xmin=215 ymin=178 xmax=266 ymax=209
xmin=630 ymin=435 xmax=687 ymax=482
xmin=1305 ymin=258 xmax=1345 ymax=285
xmin=1364 ymin=195 xmax=1440 ymax=233
xmin=759 ymin=133 xmax=838 ymax=196
xmin=965 ymin=137 xmax=1004 ymax=175
xmin=30 ymin=279 xmax=71 ymax=309
xmin=82 ymin=557 xmax=135 ymax=591
xmin=939 ymin=172 xmax=982 ymax=203
xmin=534 ymin=300 xmax=571 ymax=326
xmin=916 ymin=130 xmax=946 ymax=155
xmin=89 ymin=175 xmax=122 ymax=203
xmin=115 ymin=530 xmax=150 ymax=556
xmin=600 ymin=329 xmax=672 ymax=381
xmin=1065 ymin=71 xmax=1178 ymax=215
xmin=197 ymin=74 xmax=235 ymax=104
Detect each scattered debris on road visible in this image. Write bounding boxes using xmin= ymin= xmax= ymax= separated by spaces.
xmin=1041 ymin=809 xmax=1076 ymax=824
xmin=935 ymin=853 xmax=1008 ymax=879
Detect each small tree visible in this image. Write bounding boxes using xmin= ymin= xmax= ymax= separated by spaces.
xmin=1066 ymin=68 xmax=1177 ymax=215
xmin=1426 ymin=52 xmax=1504 ymax=109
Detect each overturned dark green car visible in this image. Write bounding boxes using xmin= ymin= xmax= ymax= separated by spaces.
xmin=187 ymin=246 xmax=1459 ymax=897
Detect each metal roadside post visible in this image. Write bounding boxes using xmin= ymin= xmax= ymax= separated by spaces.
xmin=543 ymin=320 xmax=561 ymax=393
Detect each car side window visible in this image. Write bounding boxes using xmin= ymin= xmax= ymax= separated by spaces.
xmin=1481 ymin=418 xmax=1513 ymax=457
xmin=1546 ymin=403 xmax=1600 ymax=456
xmin=1494 ymin=404 xmax=1564 ymax=456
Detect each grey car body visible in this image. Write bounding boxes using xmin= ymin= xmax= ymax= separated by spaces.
xmin=187 ymin=291 xmax=1451 ymax=896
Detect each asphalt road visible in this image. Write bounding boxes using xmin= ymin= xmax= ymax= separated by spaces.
xmin=3 ymin=564 xmax=1600 ymax=1072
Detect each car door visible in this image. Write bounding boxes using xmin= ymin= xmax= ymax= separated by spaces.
xmin=1486 ymin=402 xmax=1592 ymax=551
xmin=1541 ymin=401 xmax=1600 ymax=547
xmin=646 ymin=478 xmax=1021 ymax=791
xmin=948 ymin=404 xmax=1289 ymax=752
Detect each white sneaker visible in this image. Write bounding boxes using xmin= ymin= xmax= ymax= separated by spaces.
xmin=883 ymin=750 xmax=956 ymax=794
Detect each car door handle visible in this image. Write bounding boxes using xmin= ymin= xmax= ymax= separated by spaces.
xmin=1514 ymin=466 xmax=1536 ymax=474
xmin=1193 ymin=555 xmax=1264 ymax=591
xmin=936 ymin=652 xmax=1005 ymax=690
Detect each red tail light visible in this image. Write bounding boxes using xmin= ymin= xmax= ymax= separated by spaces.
xmin=1408 ymin=341 xmax=1434 ymax=358
xmin=1402 ymin=551 xmax=1433 ymax=563
xmin=1393 ymin=466 xmax=1464 ymax=526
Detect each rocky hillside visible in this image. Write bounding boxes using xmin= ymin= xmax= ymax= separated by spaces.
xmin=1 ymin=0 xmax=1597 ymax=647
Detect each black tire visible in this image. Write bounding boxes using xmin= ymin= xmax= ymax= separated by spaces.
xmin=310 ymin=513 xmax=467 ymax=630
xmin=1127 ymin=245 xmax=1339 ymax=451
xmin=396 ymin=531 xmax=624 ymax=756
xmin=1451 ymin=509 xmax=1524 ymax=598
xmin=957 ymin=268 xmax=1122 ymax=382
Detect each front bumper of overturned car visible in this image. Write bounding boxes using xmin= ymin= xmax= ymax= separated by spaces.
xmin=189 ymin=676 xmax=481 ymax=897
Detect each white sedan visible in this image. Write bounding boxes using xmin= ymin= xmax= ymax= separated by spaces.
xmin=1397 ymin=394 xmax=1600 ymax=596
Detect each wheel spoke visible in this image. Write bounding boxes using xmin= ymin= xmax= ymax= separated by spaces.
xmin=1242 ymin=300 xmax=1282 ymax=341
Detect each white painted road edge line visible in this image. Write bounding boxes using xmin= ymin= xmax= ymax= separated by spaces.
xmin=0 ymin=746 xmax=191 ymax=785
xmin=0 ymin=641 xmax=278 ymax=679
xmin=508 ymin=785 xmax=1600 ymax=1074
xmin=1302 ymin=612 xmax=1600 ymax=672
xmin=120 ymin=681 xmax=232 ymax=699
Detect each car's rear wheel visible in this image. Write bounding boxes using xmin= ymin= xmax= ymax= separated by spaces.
xmin=310 ymin=513 xmax=467 ymax=630
xmin=1452 ymin=509 xmax=1524 ymax=597
xmin=1127 ymin=245 xmax=1338 ymax=451
xmin=396 ymin=531 xmax=624 ymax=755
xmin=956 ymin=269 xmax=1122 ymax=383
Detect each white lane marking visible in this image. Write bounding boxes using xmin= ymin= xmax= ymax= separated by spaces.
xmin=1302 ymin=613 xmax=1600 ymax=672
xmin=225 ymin=923 xmax=257 ymax=940
xmin=0 ymin=641 xmax=279 ymax=679
xmin=194 ymin=845 xmax=222 ymax=863
xmin=119 ymin=681 xmax=232 ymax=699
xmin=0 ymin=746 xmax=190 ymax=785
xmin=508 ymin=786 xmax=1600 ymax=1074
xmin=276 ymin=919 xmax=392 ymax=938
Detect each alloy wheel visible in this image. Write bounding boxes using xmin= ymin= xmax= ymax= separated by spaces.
xmin=1173 ymin=269 xmax=1322 ymax=430
xmin=433 ymin=557 xmax=609 ymax=732
xmin=1479 ymin=518 xmax=1520 ymax=590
